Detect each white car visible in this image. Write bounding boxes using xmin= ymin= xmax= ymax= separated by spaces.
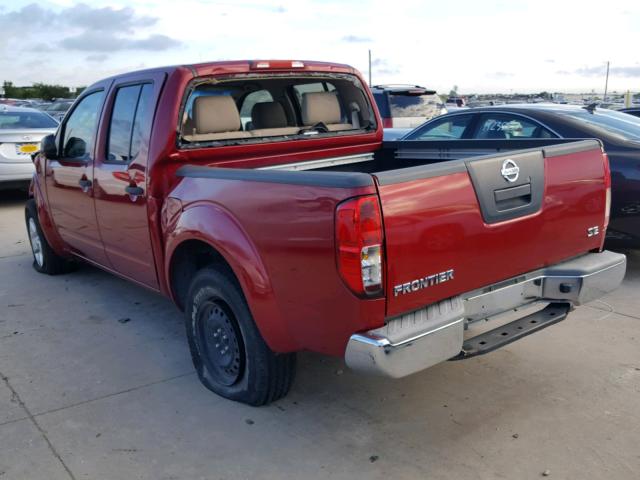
xmin=0 ymin=105 xmax=58 ymax=188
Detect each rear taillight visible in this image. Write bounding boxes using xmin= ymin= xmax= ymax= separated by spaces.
xmin=600 ymin=151 xmax=612 ymax=251
xmin=381 ymin=117 xmax=393 ymax=128
xmin=603 ymin=152 xmax=611 ymax=229
xmin=336 ymin=195 xmax=384 ymax=296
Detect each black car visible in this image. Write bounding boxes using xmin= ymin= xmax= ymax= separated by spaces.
xmin=402 ymin=104 xmax=640 ymax=246
xmin=620 ymin=107 xmax=640 ymax=118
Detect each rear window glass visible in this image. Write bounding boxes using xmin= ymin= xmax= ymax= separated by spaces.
xmin=389 ymin=93 xmax=443 ymax=118
xmin=0 ymin=111 xmax=58 ymax=129
xmin=180 ymin=75 xmax=375 ymax=146
xmin=559 ymin=109 xmax=640 ymax=141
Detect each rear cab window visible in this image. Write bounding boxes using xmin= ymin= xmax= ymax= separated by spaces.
xmin=178 ymin=73 xmax=376 ymax=147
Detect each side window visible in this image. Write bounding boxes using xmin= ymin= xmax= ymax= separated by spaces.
xmin=107 ymin=85 xmax=141 ymax=162
xmin=130 ymin=84 xmax=154 ymax=162
xmin=411 ymin=115 xmax=473 ymax=140
xmin=62 ymin=91 xmax=105 ymax=160
xmin=475 ymin=114 xmax=555 ymax=139
xmin=239 ymin=90 xmax=273 ymax=129
xmin=107 ymin=83 xmax=154 ymax=163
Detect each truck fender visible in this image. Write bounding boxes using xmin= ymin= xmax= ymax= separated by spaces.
xmin=164 ymin=202 xmax=298 ymax=353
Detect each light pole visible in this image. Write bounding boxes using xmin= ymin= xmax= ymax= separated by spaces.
xmin=603 ymin=61 xmax=610 ymax=101
xmin=368 ymin=49 xmax=372 ymax=86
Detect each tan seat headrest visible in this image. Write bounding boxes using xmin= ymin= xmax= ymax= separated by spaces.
xmin=193 ymin=96 xmax=241 ymax=134
xmin=251 ymin=102 xmax=288 ymax=129
xmin=301 ymin=92 xmax=342 ymax=126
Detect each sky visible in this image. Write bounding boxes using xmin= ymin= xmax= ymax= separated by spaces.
xmin=1 ymin=0 xmax=639 ymax=94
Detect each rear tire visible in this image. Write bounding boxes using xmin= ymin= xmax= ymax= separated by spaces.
xmin=25 ymin=199 xmax=75 ymax=275
xmin=185 ymin=267 xmax=296 ymax=406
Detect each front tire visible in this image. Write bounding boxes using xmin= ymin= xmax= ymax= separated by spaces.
xmin=25 ymin=199 xmax=75 ymax=275
xmin=185 ymin=268 xmax=296 ymax=406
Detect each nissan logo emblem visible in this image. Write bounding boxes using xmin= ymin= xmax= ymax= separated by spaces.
xmin=501 ymin=159 xmax=520 ymax=182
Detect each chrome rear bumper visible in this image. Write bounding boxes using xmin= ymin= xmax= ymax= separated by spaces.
xmin=345 ymin=251 xmax=626 ymax=378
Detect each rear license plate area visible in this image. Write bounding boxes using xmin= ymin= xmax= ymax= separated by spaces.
xmin=15 ymin=143 xmax=39 ymax=155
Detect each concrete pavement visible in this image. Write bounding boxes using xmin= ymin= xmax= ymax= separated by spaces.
xmin=1 ymin=189 xmax=639 ymax=480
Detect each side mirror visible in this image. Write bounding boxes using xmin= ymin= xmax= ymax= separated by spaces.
xmin=41 ymin=134 xmax=58 ymax=159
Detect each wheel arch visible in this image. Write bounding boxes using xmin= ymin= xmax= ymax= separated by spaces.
xmin=168 ymin=238 xmax=237 ymax=311
xmin=164 ymin=204 xmax=298 ymax=353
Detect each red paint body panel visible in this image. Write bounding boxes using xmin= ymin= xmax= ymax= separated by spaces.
xmin=165 ymin=178 xmax=384 ymax=355
xmin=378 ymin=148 xmax=606 ymax=317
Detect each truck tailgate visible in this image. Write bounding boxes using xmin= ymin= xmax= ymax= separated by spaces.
xmin=375 ymin=140 xmax=608 ymax=317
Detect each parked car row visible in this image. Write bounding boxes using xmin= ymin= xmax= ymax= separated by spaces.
xmin=40 ymin=99 xmax=75 ymax=121
xmin=0 ymin=97 xmax=75 ymax=120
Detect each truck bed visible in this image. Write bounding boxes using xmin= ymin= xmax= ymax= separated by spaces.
xmin=285 ymin=138 xmax=593 ymax=174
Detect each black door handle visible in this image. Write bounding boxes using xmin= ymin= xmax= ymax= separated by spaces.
xmin=125 ymin=185 xmax=144 ymax=196
xmin=78 ymin=178 xmax=92 ymax=191
xmin=494 ymin=183 xmax=532 ymax=202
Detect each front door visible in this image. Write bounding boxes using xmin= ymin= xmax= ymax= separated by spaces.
xmin=92 ymin=73 xmax=165 ymax=289
xmin=45 ymin=87 xmax=110 ymax=266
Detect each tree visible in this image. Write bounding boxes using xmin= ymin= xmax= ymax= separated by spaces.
xmin=2 ymin=81 xmax=18 ymax=98
xmin=449 ymin=85 xmax=459 ymax=97
xmin=1 ymin=82 xmax=79 ymax=100
xmin=31 ymin=83 xmax=71 ymax=100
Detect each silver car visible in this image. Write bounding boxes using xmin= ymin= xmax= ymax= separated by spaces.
xmin=0 ymin=105 xmax=58 ymax=188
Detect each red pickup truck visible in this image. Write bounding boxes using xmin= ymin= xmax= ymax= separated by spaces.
xmin=26 ymin=60 xmax=626 ymax=405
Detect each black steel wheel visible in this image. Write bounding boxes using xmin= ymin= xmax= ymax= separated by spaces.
xmin=185 ymin=267 xmax=296 ymax=406
xmin=195 ymin=300 xmax=244 ymax=386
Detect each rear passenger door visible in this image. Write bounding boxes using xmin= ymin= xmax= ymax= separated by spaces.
xmin=92 ymin=73 xmax=165 ymax=288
